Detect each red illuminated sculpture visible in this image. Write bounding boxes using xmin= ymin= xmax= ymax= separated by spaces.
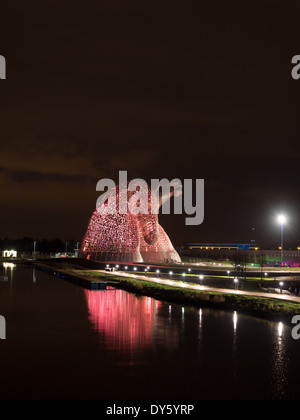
xmin=80 ymin=183 xmax=181 ymax=263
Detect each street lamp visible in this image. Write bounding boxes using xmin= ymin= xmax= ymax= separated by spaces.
xmin=277 ymin=215 xmax=287 ymax=266
xmin=279 ymin=281 xmax=284 ymax=294
xmin=33 ymin=240 xmax=37 ymax=260
xmin=199 ymin=275 xmax=204 ymax=286
xmin=234 ymin=278 xmax=239 ymax=290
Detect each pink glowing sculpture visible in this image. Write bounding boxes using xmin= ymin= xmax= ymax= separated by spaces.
xmin=80 ymin=184 xmax=181 ymax=263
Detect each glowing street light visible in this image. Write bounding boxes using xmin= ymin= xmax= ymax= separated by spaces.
xmin=277 ymin=214 xmax=287 ymax=265
xmin=234 ymin=278 xmax=239 ymax=290
xmin=199 ymin=275 xmax=204 ymax=286
xmin=279 ymin=281 xmax=284 ymax=294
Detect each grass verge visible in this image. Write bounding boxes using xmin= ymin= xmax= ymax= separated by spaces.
xmin=81 ymin=270 xmax=300 ymax=323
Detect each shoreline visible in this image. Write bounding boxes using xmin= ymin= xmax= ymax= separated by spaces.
xmin=84 ymin=271 xmax=300 ymax=324
xmin=15 ymin=259 xmax=300 ymax=324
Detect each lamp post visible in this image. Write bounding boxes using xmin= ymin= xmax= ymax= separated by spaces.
xmin=279 ymin=282 xmax=284 ymax=294
xmin=234 ymin=278 xmax=239 ymax=290
xmin=33 ymin=241 xmax=37 ymax=260
xmin=199 ymin=275 xmax=204 ymax=286
xmin=277 ymin=215 xmax=286 ymax=266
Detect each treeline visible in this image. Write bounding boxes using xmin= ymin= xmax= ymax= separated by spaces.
xmin=0 ymin=238 xmax=80 ymax=253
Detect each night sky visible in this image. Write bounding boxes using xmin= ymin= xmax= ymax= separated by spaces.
xmin=1 ymin=1 xmax=300 ymax=248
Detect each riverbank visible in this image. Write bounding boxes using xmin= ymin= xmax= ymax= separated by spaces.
xmin=28 ymin=259 xmax=300 ymax=323
xmin=81 ymin=270 xmax=300 ymax=323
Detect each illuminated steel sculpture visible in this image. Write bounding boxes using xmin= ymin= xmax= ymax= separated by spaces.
xmin=81 ymin=183 xmax=181 ymax=263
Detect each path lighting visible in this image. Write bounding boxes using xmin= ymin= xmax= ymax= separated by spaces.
xmin=199 ymin=275 xmax=204 ymax=286
xmin=133 ymin=267 xmax=137 ymax=271
xmin=182 ymin=273 xmax=186 ymax=278
xmin=234 ymin=278 xmax=239 ymax=290
xmin=169 ymin=271 xmax=173 ymax=276
xmin=227 ymin=271 xmax=230 ymax=277
xmin=277 ymin=215 xmax=287 ymax=265
xmin=124 ymin=266 xmax=128 ymax=270
xmin=279 ymin=282 xmax=284 ymax=294
xmin=156 ymin=270 xmax=160 ymax=277
xmin=264 ymin=272 xmax=268 ymax=277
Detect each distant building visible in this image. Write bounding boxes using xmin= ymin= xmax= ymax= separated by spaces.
xmin=185 ymin=243 xmax=260 ymax=251
xmin=2 ymin=250 xmax=17 ymax=258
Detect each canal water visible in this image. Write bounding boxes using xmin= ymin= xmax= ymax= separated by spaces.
xmin=0 ymin=265 xmax=299 ymax=400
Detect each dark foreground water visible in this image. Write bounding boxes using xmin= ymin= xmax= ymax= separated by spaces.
xmin=0 ymin=265 xmax=299 ymax=400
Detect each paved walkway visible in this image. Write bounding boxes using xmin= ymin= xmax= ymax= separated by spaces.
xmin=99 ymin=270 xmax=300 ymax=304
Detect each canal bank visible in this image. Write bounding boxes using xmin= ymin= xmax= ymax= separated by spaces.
xmin=27 ymin=259 xmax=300 ymax=324
xmin=82 ymin=270 xmax=300 ymax=324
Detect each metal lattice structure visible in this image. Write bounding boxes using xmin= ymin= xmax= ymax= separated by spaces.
xmin=80 ymin=184 xmax=181 ymax=263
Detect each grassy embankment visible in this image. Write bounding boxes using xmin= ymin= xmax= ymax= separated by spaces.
xmin=80 ymin=269 xmax=300 ymax=323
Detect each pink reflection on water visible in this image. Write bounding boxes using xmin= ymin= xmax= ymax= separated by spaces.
xmin=84 ymin=289 xmax=161 ymax=351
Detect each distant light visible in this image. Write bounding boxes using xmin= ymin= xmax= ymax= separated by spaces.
xmin=199 ymin=275 xmax=204 ymax=280
xmin=234 ymin=278 xmax=239 ymax=283
xmin=188 ymin=268 xmax=191 ymax=272
xmin=3 ymin=250 xmax=17 ymax=258
xmin=124 ymin=266 xmax=128 ymax=270
xmin=133 ymin=267 xmax=137 ymax=271
xmin=264 ymin=272 xmax=268 ymax=276
xmin=156 ymin=269 xmax=160 ymax=273
xmin=182 ymin=273 xmax=186 ymax=277
xmin=278 ymin=215 xmax=287 ymax=225
xmin=279 ymin=282 xmax=284 ymax=287
xmin=169 ymin=271 xmax=173 ymax=275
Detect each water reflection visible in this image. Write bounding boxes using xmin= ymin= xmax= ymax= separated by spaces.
xmin=271 ymin=322 xmax=288 ymax=399
xmin=85 ymin=289 xmax=161 ymax=352
xmin=232 ymin=311 xmax=238 ymax=381
xmin=2 ymin=263 xmax=15 ymax=295
xmin=84 ymin=289 xmax=181 ymax=353
xmin=33 ymin=268 xmax=36 ymax=284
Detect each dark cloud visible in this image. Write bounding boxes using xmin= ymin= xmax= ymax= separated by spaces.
xmin=1 ymin=0 xmax=300 ymax=245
